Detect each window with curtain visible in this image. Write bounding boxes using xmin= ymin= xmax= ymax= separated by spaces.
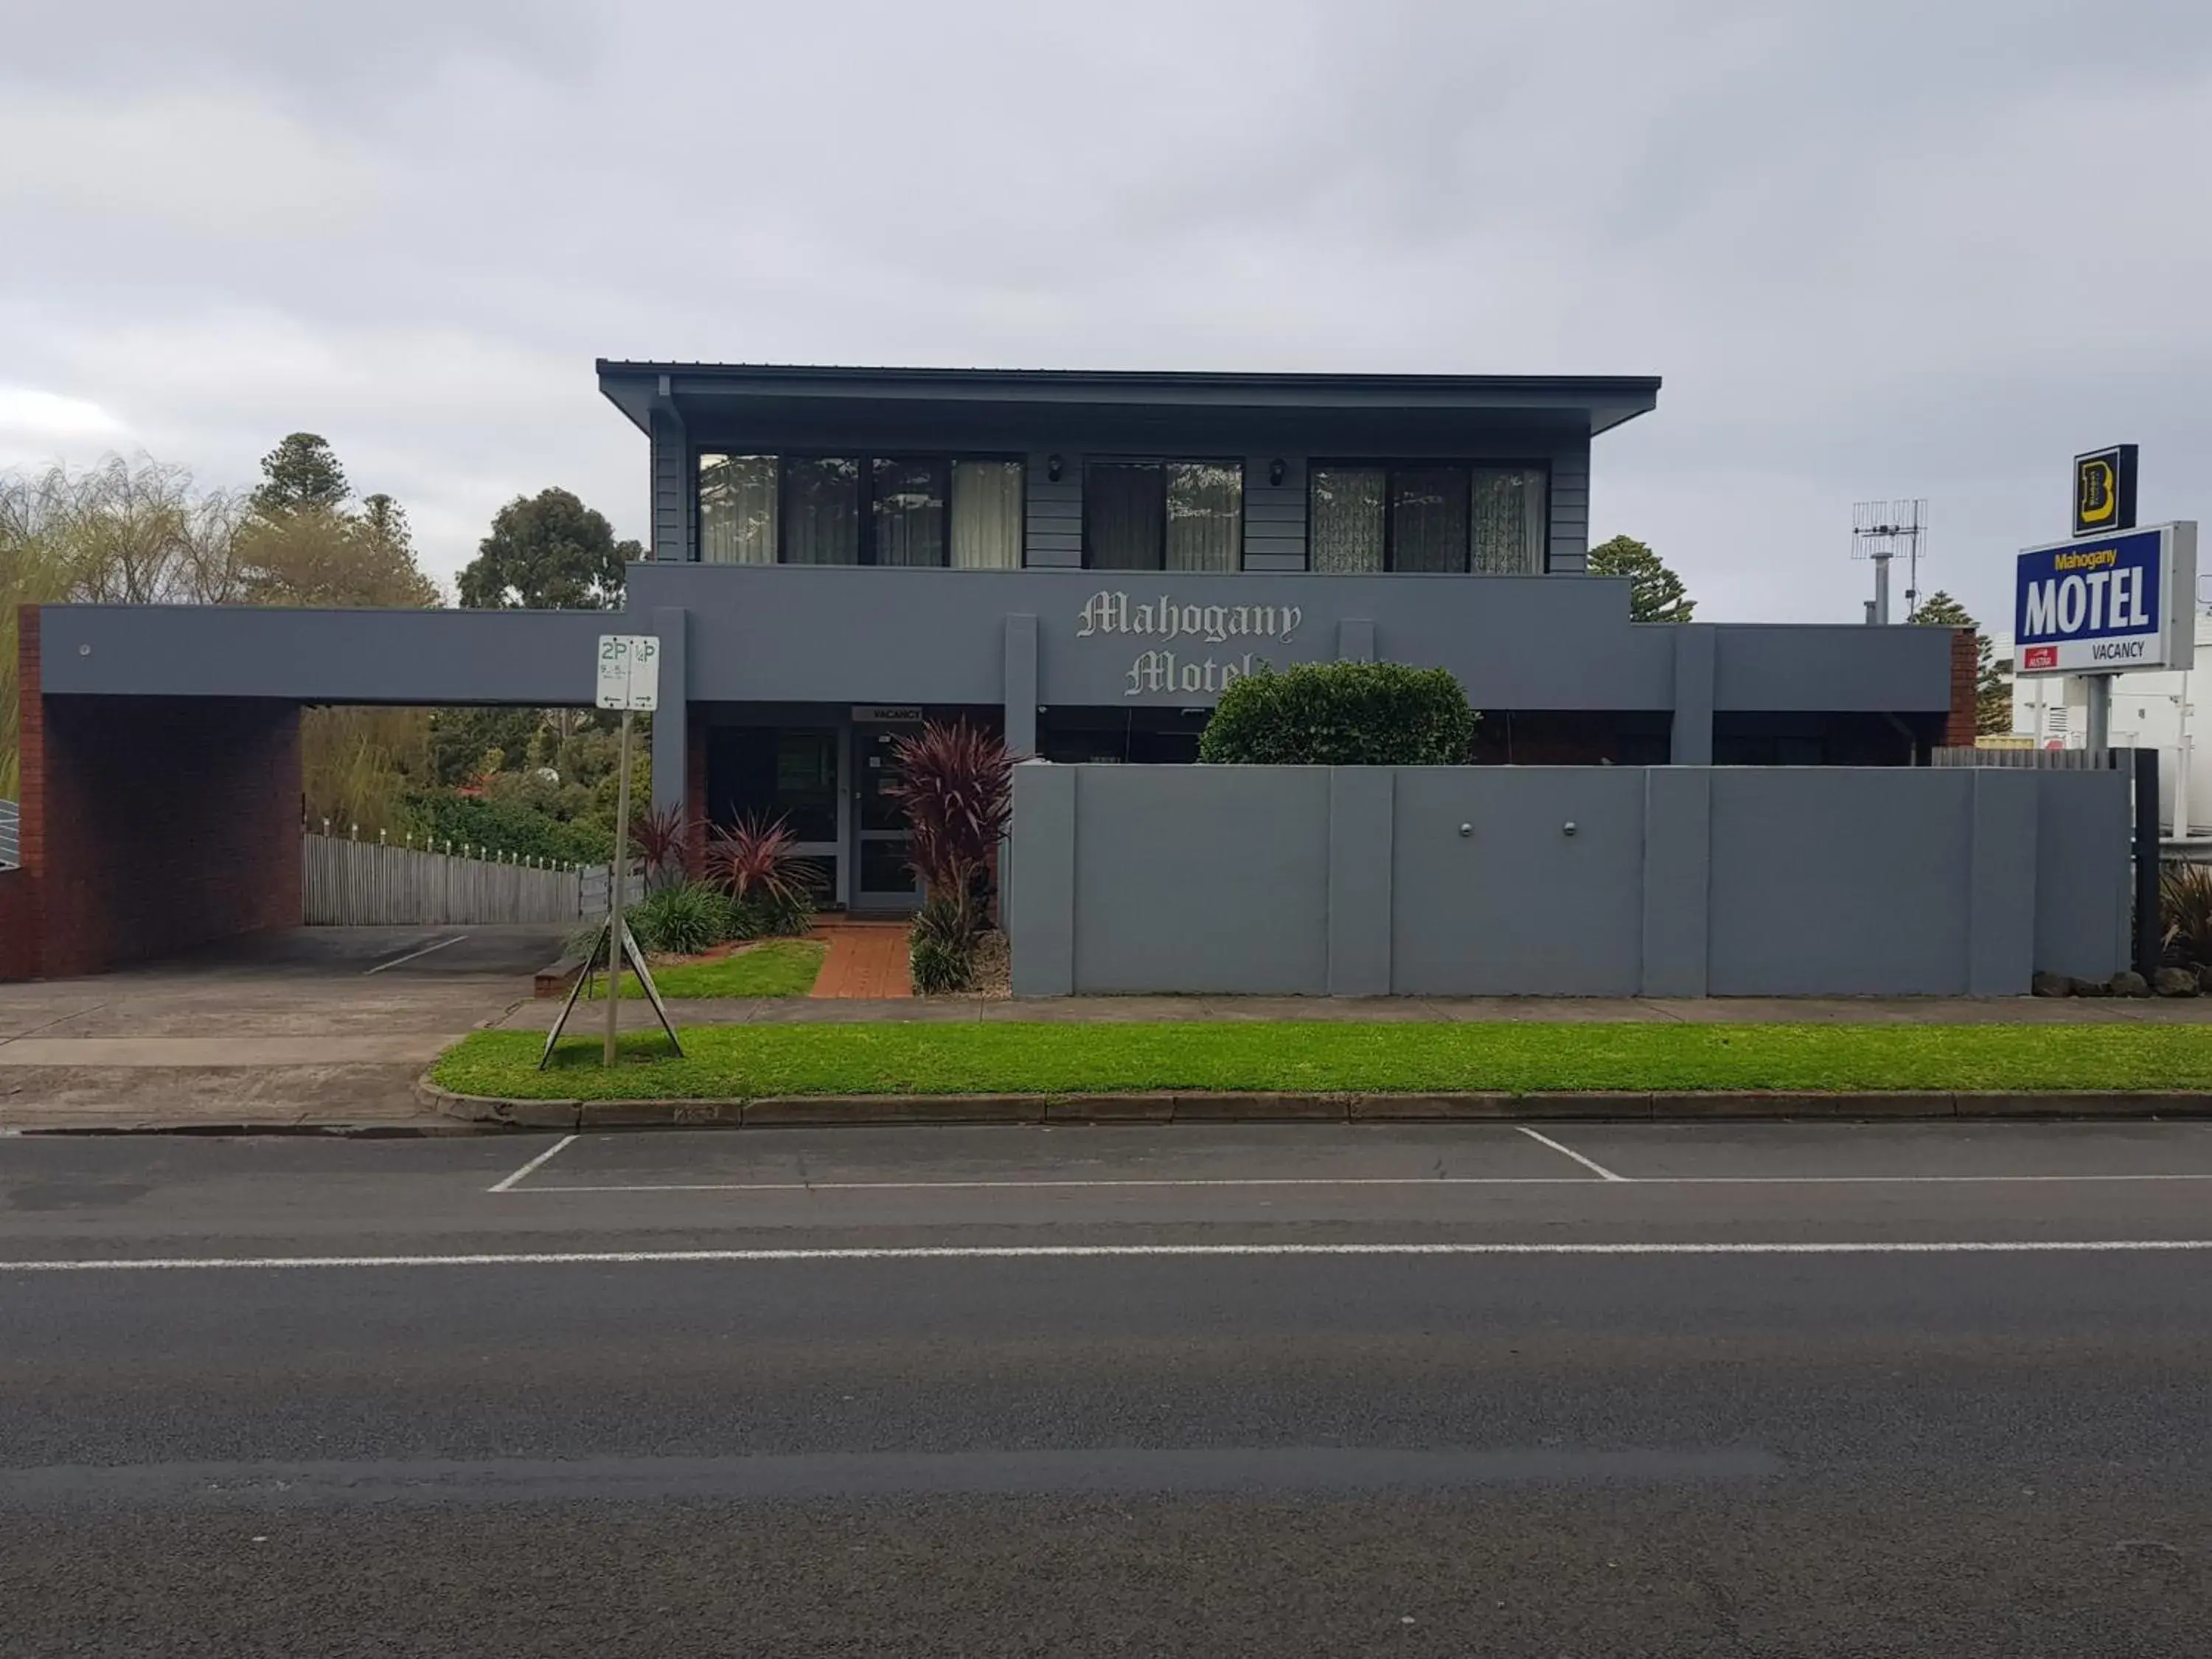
xmin=1472 ymin=467 xmax=1548 ymax=574
xmin=781 ymin=457 xmax=861 ymax=565
xmin=1084 ymin=461 xmax=1242 ymax=570
xmin=1309 ymin=467 xmax=1385 ymax=573
xmin=1391 ymin=466 xmax=1470 ymax=573
xmin=950 ymin=460 xmax=1023 ymax=569
xmin=698 ymin=453 xmax=777 ymax=565
xmin=1166 ymin=462 xmax=1241 ymax=572
xmin=695 ymin=454 xmax=1026 ymax=566
xmin=1307 ymin=462 xmax=1551 ymax=573
xmin=871 ymin=457 xmax=947 ymax=568
xmin=1085 ymin=463 xmax=1166 ymax=569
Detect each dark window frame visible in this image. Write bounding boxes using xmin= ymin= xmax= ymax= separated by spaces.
xmin=1307 ymin=457 xmax=1554 ymax=574
xmin=690 ymin=449 xmax=1026 ymax=566
xmin=1080 ymin=456 xmax=1248 ymax=572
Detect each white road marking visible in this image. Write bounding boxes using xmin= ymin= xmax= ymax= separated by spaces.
xmin=507 ymin=1171 xmax=2212 ymax=1194
xmin=364 ymin=935 xmax=467 ymax=975
xmin=1515 ymin=1127 xmax=1628 ymax=1181
xmin=4 ymin=1241 xmax=2211 ymax=1272
xmin=487 ymin=1134 xmax=577 ymax=1193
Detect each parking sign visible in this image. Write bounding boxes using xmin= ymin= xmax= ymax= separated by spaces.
xmin=596 ymin=635 xmax=661 ymax=710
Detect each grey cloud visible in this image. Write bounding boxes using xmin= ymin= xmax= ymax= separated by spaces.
xmin=1 ymin=0 xmax=2208 ymax=638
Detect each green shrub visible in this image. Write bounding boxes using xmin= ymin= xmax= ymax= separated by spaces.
xmin=627 ymin=882 xmax=734 ymax=956
xmin=406 ymin=792 xmax=611 ymax=865
xmin=1197 ymin=661 xmax=1477 ymax=765
xmin=910 ymin=935 xmax=972 ymax=995
xmin=908 ymin=892 xmax=977 ymax=993
xmin=731 ymin=888 xmax=816 ymax=940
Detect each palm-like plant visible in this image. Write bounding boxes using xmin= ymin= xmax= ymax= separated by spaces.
xmin=627 ymin=801 xmax=696 ymax=891
xmin=886 ymin=722 xmax=1013 ymax=951
xmin=2160 ymin=862 xmax=2212 ymax=969
xmin=704 ymin=814 xmax=819 ymax=936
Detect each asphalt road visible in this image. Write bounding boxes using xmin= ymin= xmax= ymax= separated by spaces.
xmin=5 ymin=1121 xmax=2212 ymax=1657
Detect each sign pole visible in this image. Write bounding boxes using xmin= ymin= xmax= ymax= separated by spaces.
xmin=605 ymin=707 xmax=633 ymax=1068
xmin=2084 ymin=674 xmax=2112 ymax=756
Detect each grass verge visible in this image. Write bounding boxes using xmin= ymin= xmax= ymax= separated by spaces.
xmin=431 ymin=1020 xmax=2212 ymax=1102
xmin=590 ymin=940 xmax=824 ymax=1000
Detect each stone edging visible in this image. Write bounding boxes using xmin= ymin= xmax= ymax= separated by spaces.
xmin=416 ymin=1079 xmax=2212 ymax=1130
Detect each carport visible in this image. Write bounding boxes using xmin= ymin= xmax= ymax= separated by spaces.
xmin=6 ymin=603 xmax=611 ymax=979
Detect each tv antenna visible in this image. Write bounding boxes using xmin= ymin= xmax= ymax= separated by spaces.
xmin=1851 ymin=499 xmax=1927 ymax=625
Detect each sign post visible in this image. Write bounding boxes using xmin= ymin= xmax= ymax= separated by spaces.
xmin=598 ymin=636 xmax=658 ymax=1066
xmin=536 ymin=637 xmax=682 ymax=1070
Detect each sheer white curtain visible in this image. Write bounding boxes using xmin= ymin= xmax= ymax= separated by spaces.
xmin=1472 ymin=467 xmax=1548 ymax=574
xmin=1166 ymin=462 xmax=1242 ymax=572
xmin=1309 ymin=467 xmax=1385 ymax=572
xmin=782 ymin=458 xmax=860 ymax=564
xmin=698 ymin=454 xmax=777 ymax=565
xmin=872 ymin=458 xmax=947 ymax=567
xmin=1391 ymin=466 xmax=1470 ymax=573
xmin=950 ymin=460 xmax=1023 ymax=569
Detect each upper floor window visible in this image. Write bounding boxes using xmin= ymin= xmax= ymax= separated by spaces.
xmin=1309 ymin=463 xmax=1547 ymax=574
xmin=1085 ymin=461 xmax=1242 ymax=571
xmin=697 ymin=453 xmax=1023 ymax=568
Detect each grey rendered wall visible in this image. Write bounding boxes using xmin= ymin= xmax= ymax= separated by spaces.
xmin=1705 ymin=770 xmax=1975 ymax=995
xmin=1009 ymin=763 xmax=2129 ymax=998
xmin=2031 ymin=770 xmax=2135 ymax=979
xmin=1070 ymin=765 xmax=1332 ymax=995
xmin=1391 ymin=768 xmax=1646 ymax=994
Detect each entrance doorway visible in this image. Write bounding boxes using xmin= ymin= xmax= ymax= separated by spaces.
xmin=852 ymin=720 xmax=922 ymax=913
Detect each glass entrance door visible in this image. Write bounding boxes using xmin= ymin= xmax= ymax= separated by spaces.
xmin=852 ymin=723 xmax=922 ymax=911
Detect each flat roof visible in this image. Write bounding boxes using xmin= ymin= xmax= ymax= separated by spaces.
xmin=596 ymin=361 xmax=1662 ymax=439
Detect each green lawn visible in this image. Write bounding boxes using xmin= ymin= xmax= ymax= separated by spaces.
xmin=433 ymin=1020 xmax=2212 ymax=1102
xmin=589 ymin=940 xmax=824 ymax=1000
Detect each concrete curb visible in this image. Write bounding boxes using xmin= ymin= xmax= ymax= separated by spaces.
xmin=415 ymin=1079 xmax=2212 ymax=1130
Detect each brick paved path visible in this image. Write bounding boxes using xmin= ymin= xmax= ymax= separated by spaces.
xmin=807 ymin=921 xmax=913 ymax=999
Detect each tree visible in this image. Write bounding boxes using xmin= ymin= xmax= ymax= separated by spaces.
xmin=1199 ymin=661 xmax=1478 ymax=765
xmin=457 ymin=488 xmax=638 ymax=610
xmin=1587 ymin=534 xmax=1697 ymax=623
xmin=1910 ymin=591 xmax=2012 ymax=735
xmin=234 ymin=507 xmax=440 ymax=608
xmin=251 ymin=434 xmax=350 ymax=517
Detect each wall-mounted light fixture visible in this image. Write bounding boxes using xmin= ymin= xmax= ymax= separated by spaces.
xmin=1267 ymin=459 xmax=1287 ymax=487
xmin=1046 ymin=453 xmax=1064 ymax=482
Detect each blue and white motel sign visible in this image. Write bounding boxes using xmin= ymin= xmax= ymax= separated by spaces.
xmin=2013 ymin=521 xmax=2197 ymax=676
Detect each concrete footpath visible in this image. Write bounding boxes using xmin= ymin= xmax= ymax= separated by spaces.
xmin=3 ymin=920 xmax=2209 ymax=1132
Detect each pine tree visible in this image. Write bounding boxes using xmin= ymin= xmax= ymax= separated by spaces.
xmin=1587 ymin=534 xmax=1696 ymax=622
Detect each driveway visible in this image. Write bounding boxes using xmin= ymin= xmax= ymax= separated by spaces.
xmin=0 ymin=926 xmax=566 ymax=1131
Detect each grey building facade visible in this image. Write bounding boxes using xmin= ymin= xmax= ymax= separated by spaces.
xmin=15 ymin=364 xmax=1977 ymax=960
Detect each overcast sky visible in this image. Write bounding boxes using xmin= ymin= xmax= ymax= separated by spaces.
xmin=3 ymin=0 xmax=2208 ymax=629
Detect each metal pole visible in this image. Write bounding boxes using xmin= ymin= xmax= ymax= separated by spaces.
xmin=1871 ymin=552 xmax=1892 ymax=625
xmin=2175 ymin=678 xmax=2194 ymax=841
xmin=2084 ymin=674 xmax=2112 ymax=754
xmin=2133 ymin=748 xmax=2161 ymax=982
xmin=605 ymin=709 xmax=633 ymax=1067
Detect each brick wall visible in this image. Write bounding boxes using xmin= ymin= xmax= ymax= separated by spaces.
xmin=8 ymin=604 xmax=303 ymax=980
xmin=1947 ymin=629 xmax=1980 ymax=749
xmin=0 ymin=870 xmax=32 ymax=981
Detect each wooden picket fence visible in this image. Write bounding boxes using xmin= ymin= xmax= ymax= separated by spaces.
xmin=302 ymin=832 xmax=600 ymax=926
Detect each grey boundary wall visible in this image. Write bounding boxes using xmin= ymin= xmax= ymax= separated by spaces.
xmin=1006 ymin=764 xmax=2131 ymax=998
